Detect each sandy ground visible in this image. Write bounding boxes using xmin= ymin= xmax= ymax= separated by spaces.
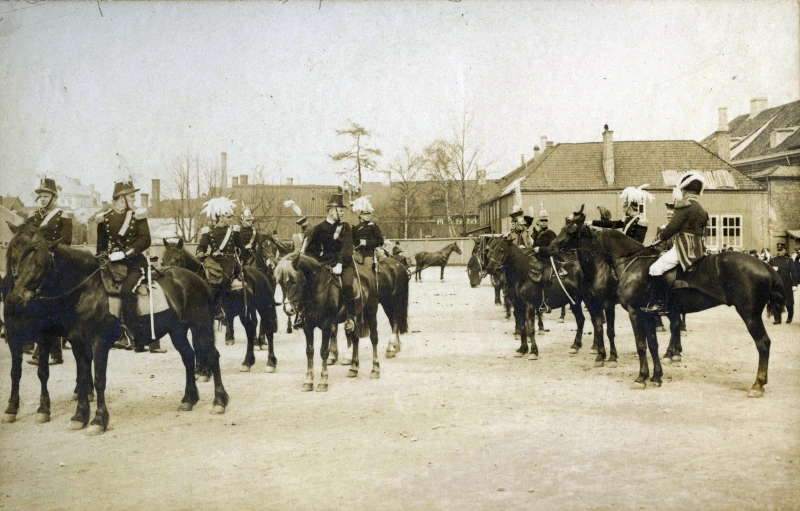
xmin=1 ymin=266 xmax=799 ymax=511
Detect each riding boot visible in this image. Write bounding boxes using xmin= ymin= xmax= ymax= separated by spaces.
xmin=149 ymin=338 xmax=167 ymax=354
xmin=26 ymin=345 xmax=39 ymax=366
xmin=641 ymin=275 xmax=668 ymax=315
xmin=342 ymin=282 xmax=356 ymax=334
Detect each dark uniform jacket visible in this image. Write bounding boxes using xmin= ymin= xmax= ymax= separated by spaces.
xmin=96 ymin=208 xmax=150 ymax=271
xmin=352 ymin=221 xmax=384 ymax=255
xmin=26 ymin=207 xmax=72 ymax=246
xmin=197 ymin=225 xmax=242 ymax=258
xmin=506 ymin=229 xmax=532 ymax=249
xmin=769 ymin=255 xmax=798 ymax=305
xmin=530 ymin=227 xmax=556 ymax=259
xmin=592 ymin=215 xmax=648 ymax=244
xmin=304 ymin=219 xmax=354 ymax=267
xmin=240 ymin=225 xmax=259 ymax=248
xmin=657 ymin=195 xmax=708 ymax=270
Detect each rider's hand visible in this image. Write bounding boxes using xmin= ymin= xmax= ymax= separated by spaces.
xmin=109 ymin=251 xmax=125 ymax=262
xmin=332 ymin=263 xmax=343 ymax=275
xmin=360 ymin=239 xmax=367 ymax=246
xmin=245 ymin=244 xmax=252 ymax=250
xmin=197 ymin=252 xmax=206 ymax=259
xmin=213 ymin=250 xmax=222 ymax=257
xmin=534 ymin=247 xmax=540 ymax=253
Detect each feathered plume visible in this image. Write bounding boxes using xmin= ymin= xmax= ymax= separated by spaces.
xmin=283 ymin=199 xmax=302 ymax=216
xmin=350 ymin=195 xmax=374 ymax=214
xmin=619 ymin=184 xmax=655 ymax=206
xmin=514 ymin=181 xmax=523 ymax=210
xmin=201 ymin=196 xmax=237 ymax=218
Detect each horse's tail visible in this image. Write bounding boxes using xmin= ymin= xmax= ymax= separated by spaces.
xmin=394 ymin=267 xmax=410 ymax=334
xmin=765 ymin=266 xmax=786 ymax=318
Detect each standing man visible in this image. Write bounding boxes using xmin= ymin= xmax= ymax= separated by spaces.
xmin=590 ymin=185 xmax=653 ymax=244
xmin=26 ymin=177 xmax=73 ymax=366
xmin=645 ymin=172 xmax=709 ymax=313
xmin=769 ymin=243 xmax=798 ymax=324
xmin=97 ymin=179 xmax=165 ymax=353
xmin=351 ymin=196 xmax=384 ymax=271
xmin=303 ymin=192 xmax=356 ymax=333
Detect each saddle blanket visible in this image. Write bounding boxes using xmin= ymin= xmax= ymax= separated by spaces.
xmin=665 ymin=255 xmax=726 ymax=303
xmin=107 ymin=282 xmax=170 ymax=318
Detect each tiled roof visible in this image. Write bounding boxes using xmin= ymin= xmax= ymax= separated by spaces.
xmin=744 ymin=165 xmax=800 ymax=179
xmin=702 ymin=100 xmax=800 ymax=160
xmin=490 ymin=140 xmax=763 ymax=195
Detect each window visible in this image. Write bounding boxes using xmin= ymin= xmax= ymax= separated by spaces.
xmin=466 ymin=217 xmax=477 ymax=225
xmin=436 ymin=218 xmax=444 ymax=225
xmin=721 ymin=215 xmax=742 ymax=248
xmin=704 ymin=216 xmax=718 ymax=250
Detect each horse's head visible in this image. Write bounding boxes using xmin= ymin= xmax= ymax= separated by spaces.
xmin=5 ymin=222 xmax=55 ymax=311
xmin=258 ymin=237 xmax=278 ymax=269
xmin=161 ymin=238 xmax=187 ymax=267
xmin=276 ymin=254 xmax=302 ymax=316
xmin=452 ymin=243 xmax=463 ymax=255
xmin=484 ymin=237 xmax=509 ymax=276
xmin=550 ymin=205 xmax=587 ymax=254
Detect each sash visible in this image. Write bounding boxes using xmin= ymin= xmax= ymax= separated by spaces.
xmin=622 ymin=215 xmax=640 ymax=235
xmin=248 ymin=229 xmax=257 ymax=247
xmin=39 ymin=208 xmax=62 ymax=228
xmin=218 ymin=226 xmax=233 ymax=251
xmin=118 ymin=210 xmax=134 ymax=237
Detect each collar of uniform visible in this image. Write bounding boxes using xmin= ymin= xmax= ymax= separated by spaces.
xmin=326 ymin=218 xmax=337 ymax=225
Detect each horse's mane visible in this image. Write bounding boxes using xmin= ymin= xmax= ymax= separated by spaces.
xmin=54 ymin=245 xmax=100 ymax=271
xmin=274 ymin=253 xmax=298 ymax=282
xmin=598 ymin=229 xmax=657 ymax=258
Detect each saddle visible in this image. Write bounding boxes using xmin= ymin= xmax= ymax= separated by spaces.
xmin=663 ymin=256 xmax=726 ymax=303
xmin=100 ymin=261 xmax=129 ymax=295
xmin=526 ymin=258 xmax=553 ymax=286
xmin=202 ymin=257 xmax=226 ymax=286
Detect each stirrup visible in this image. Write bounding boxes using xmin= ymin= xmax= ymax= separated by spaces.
xmin=344 ymin=317 xmax=356 ymax=333
xmin=641 ymin=301 xmax=668 ymax=315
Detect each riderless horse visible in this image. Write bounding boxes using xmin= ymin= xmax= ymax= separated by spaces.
xmin=161 ymin=240 xmax=279 ymax=374
xmin=4 ymin=223 xmax=227 ymax=435
xmin=414 ymin=242 xmax=462 ymax=282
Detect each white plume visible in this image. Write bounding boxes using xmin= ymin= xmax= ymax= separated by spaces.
xmin=514 ymin=180 xmax=523 ymax=209
xmin=283 ymin=199 xmax=302 ymax=216
xmin=619 ymin=184 xmax=655 ymax=205
xmin=201 ymin=196 xmax=237 ymax=218
xmin=350 ymin=195 xmax=374 ymax=214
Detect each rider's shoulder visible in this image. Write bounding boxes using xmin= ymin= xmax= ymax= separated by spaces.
xmin=674 ymin=199 xmax=692 ymax=209
xmin=232 ymin=225 xmax=241 ymax=232
xmin=637 ymin=218 xmax=648 ymax=227
xmin=199 ymin=226 xmax=210 ymax=235
xmin=134 ymin=207 xmax=148 ymax=219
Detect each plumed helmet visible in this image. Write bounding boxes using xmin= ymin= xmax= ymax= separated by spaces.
xmin=538 ymin=201 xmax=548 ymax=220
xmin=350 ymin=195 xmax=374 ymax=214
xmin=619 ymin=184 xmax=655 ymax=207
xmin=241 ymin=207 xmax=254 ymax=221
xmin=675 ymin=171 xmax=707 ymax=198
xmin=283 ymin=199 xmax=303 ymax=216
xmin=201 ymin=196 xmax=237 ymax=218
xmin=509 ymin=204 xmax=523 ymax=220
xmin=35 ymin=177 xmax=59 ymax=197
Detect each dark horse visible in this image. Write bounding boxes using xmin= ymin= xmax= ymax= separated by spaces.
xmin=161 ymin=240 xmax=278 ymax=373
xmin=4 ymin=223 xmax=227 ymax=435
xmin=569 ymin=228 xmax=783 ymax=396
xmin=276 ymin=254 xmax=381 ymax=391
xmin=414 ymin=242 xmax=462 ymax=282
xmin=260 ymin=235 xmax=300 ymax=333
xmin=468 ymin=236 xmax=511 ymax=318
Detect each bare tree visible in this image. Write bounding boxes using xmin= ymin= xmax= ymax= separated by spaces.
xmin=164 ymin=151 xmax=203 ymax=241
xmin=330 ymin=121 xmax=382 ymax=196
xmin=388 ymin=147 xmax=425 ymax=239
xmin=447 ymin=112 xmax=494 ymax=236
xmin=423 ymin=139 xmax=457 ymax=236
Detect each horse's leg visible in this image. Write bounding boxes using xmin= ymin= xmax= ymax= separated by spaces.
xmin=68 ymin=338 xmax=92 ymax=430
xmin=568 ymin=303 xmax=585 ymax=354
xmin=87 ymin=340 xmax=111 ymax=435
xmin=663 ymin=311 xmax=682 ymax=363
xmin=628 ymin=311 xmax=650 ymax=390
xmin=172 ymin=326 xmax=199 ymax=411
xmin=317 ymin=322 xmax=330 ymax=392
xmin=368 ymin=313 xmax=380 ymax=379
xmin=346 ymin=329 xmax=360 ymax=378
xmin=513 ymin=304 xmax=528 ymax=356
xmin=680 ymin=313 xmax=687 ymax=336
xmin=195 ymin=320 xmax=228 ymax=413
xmin=606 ymin=304 xmax=618 ymax=365
xmin=558 ymin=306 xmax=566 ymax=323
xmin=590 ymin=307 xmax=607 ymax=367
xmin=327 ymin=324 xmax=339 ymax=365
xmin=504 ymin=291 xmax=512 ymax=320
xmin=526 ymin=305 xmax=539 ymax=360
xmin=440 ymin=264 xmax=445 ymax=282
xmin=2 ymin=325 xmax=24 ymax=423
xmin=285 ymin=311 xmax=293 ymax=334
xmin=739 ymin=307 xmax=771 ymax=397
xmin=265 ymin=323 xmax=277 ymax=374
xmin=302 ymin=323 xmax=315 ymax=392
xmin=34 ymin=332 xmax=54 ymax=424
xmin=384 ymin=302 xmax=397 ymax=359
xmin=494 ymin=284 xmax=502 ymax=305
xmin=537 ymin=310 xmax=548 ymax=334
xmin=644 ymin=315 xmax=663 ymax=387
xmin=239 ymin=309 xmax=257 ymax=373
xmin=225 ymin=316 xmax=235 ymax=345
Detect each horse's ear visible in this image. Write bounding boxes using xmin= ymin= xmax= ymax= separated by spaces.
xmin=176 ymin=238 xmax=184 ymax=249
xmin=579 ymin=204 xmax=585 ymax=214
xmin=7 ymin=221 xmax=18 ymax=234
xmin=163 ymin=239 xmax=172 ymax=247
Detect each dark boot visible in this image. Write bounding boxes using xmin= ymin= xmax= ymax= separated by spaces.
xmin=342 ymin=284 xmax=356 ymax=334
xmin=26 ymin=345 xmax=40 ymax=366
xmin=641 ymin=275 xmax=668 ymax=315
xmin=149 ymin=338 xmax=167 ymax=354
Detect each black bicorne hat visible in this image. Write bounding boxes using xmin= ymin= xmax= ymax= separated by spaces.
xmin=113 ymin=180 xmax=139 ymax=199
xmin=35 ymin=178 xmax=59 ymax=196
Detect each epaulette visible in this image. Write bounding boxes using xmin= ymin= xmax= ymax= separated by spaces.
xmin=637 ymin=218 xmax=648 ymax=227
xmin=232 ymin=225 xmax=241 ymax=232
xmin=94 ymin=208 xmax=110 ymax=220
xmin=674 ymin=199 xmax=692 ymax=209
xmin=134 ymin=207 xmax=148 ymax=219
xmin=199 ymin=226 xmax=210 ymax=235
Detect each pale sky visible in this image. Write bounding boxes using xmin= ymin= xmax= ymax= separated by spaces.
xmin=1 ymin=0 xmax=798 ymax=202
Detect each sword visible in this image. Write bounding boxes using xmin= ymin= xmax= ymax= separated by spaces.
xmin=146 ymin=249 xmax=156 ymax=342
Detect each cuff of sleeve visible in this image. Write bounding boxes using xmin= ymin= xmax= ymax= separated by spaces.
xmin=125 ymin=249 xmax=135 ymax=257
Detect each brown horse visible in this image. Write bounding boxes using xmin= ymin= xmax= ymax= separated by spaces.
xmin=414 ymin=242 xmax=462 ymax=282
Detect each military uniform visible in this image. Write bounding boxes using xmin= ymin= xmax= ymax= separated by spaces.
xmin=651 ymin=195 xmax=708 ymax=273
xmin=196 ymin=224 xmax=242 ymax=288
xmin=239 ymin=224 xmax=260 ymax=265
xmin=591 ymin=215 xmax=648 ymax=244
xmin=26 ymin=208 xmax=73 ymax=245
xmin=530 ymin=226 xmax=556 ymax=259
xmin=353 ymin=221 xmax=384 ymax=257
xmin=770 ymin=251 xmax=798 ymax=323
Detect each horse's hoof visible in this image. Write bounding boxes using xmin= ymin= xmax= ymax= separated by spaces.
xmin=211 ymin=404 xmax=226 ymax=414
xmin=630 ymin=381 xmax=646 ymax=390
xmin=225 ymin=341 xmax=235 ymax=346
xmin=2 ymin=414 xmax=16 ymax=424
xmin=514 ymin=352 xmax=525 ymax=358
xmin=590 ymin=348 xmax=597 ymax=354
xmin=72 ymin=392 xmax=79 ymax=401
xmin=346 ymin=369 xmax=358 ymax=378
xmin=650 ymin=380 xmax=662 ymax=387
xmin=86 ymin=424 xmax=105 ymax=436
xmin=537 ymin=330 xmax=546 ymax=336
xmin=239 ymin=365 xmax=251 ymax=373
xmin=606 ymin=361 xmax=618 ymax=368
xmin=747 ymin=388 xmax=764 ymax=398
xmin=302 ymin=382 xmax=314 ymax=392
xmin=663 ymin=357 xmax=672 ymax=365
xmin=177 ymin=402 xmax=193 ymax=412
xmin=370 ymin=371 xmax=380 ymax=379
xmin=671 ymin=355 xmax=682 ymax=363
xmin=35 ymin=412 xmax=51 ymax=424
xmin=656 ymin=326 xmax=666 ymax=333
xmin=327 ymin=358 xmax=337 ymax=366
xmin=265 ymin=366 xmax=276 ymax=374
xmin=385 ymin=350 xmax=396 ymax=359
xmin=680 ymin=330 xmax=687 ymax=337
xmin=316 ymin=383 xmax=329 ymax=392
xmin=527 ymin=354 xmax=538 ymax=361
xmin=594 ymin=360 xmax=604 ymax=368
xmin=569 ymin=348 xmax=579 ymax=355
xmin=340 ymin=358 xmax=352 ymax=366
xmin=557 ymin=318 xmax=565 ymax=323
xmin=69 ymin=421 xmax=86 ymax=431
xmin=198 ymin=375 xmax=210 ymax=383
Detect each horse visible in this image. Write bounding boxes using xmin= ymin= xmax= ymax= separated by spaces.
xmin=413 ymin=242 xmax=462 ymax=282
xmin=578 ymin=227 xmax=783 ymax=396
xmin=161 ymin=240 xmax=278 ymax=374
xmin=4 ymin=223 xmax=227 ymax=435
xmin=259 ymin=236 xmax=301 ymax=333
xmin=276 ymin=254 xmax=380 ymax=391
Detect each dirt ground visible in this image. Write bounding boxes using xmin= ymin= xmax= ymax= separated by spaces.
xmin=1 ymin=266 xmax=798 ymax=510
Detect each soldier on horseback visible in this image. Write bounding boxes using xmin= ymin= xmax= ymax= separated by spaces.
xmin=644 ymin=172 xmax=709 ymax=313
xmin=351 ymin=196 xmax=385 ymax=272
xmin=530 ymin=203 xmax=556 ymax=259
xmin=238 ymin=206 xmax=260 ymax=266
xmin=196 ymin=196 xmax=243 ymax=296
xmin=505 ymin=205 xmax=531 ymax=249
xmin=25 ymin=177 xmax=72 ymax=365
xmin=96 ymin=179 xmax=165 ymax=353
xmin=303 ymin=192 xmax=357 ymax=333
xmin=590 ymin=185 xmax=653 ymax=244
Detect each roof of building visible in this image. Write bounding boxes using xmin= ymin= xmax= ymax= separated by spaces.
xmin=489 ymin=139 xmax=762 ymax=197
xmin=745 ymin=165 xmax=800 ymax=179
xmin=702 ymin=100 xmax=800 ymax=161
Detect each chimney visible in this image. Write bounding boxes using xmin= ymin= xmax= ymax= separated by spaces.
xmin=520 ymin=154 xmax=525 ymax=166
xmin=221 ymin=152 xmax=228 ymax=189
xmin=602 ymin=126 xmax=615 ymax=184
xmin=533 ymin=145 xmax=540 ymax=157
xmin=240 ymin=174 xmax=248 ymax=186
xmin=286 ymin=177 xmax=294 ymax=186
xmin=546 ymin=141 xmax=554 ymax=149
xmin=540 ymin=136 xmax=548 ymax=151
xmin=477 ymin=169 xmax=486 ymax=186
xmin=151 ymin=179 xmax=161 ymax=216
xmin=716 ymin=107 xmax=730 ymax=162
xmin=231 ymin=176 xmax=239 ymax=187
xmin=749 ymin=97 xmax=767 ymax=119
xmin=140 ymin=193 xmax=149 ymax=209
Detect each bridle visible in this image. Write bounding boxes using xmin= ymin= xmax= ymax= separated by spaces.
xmin=12 ymin=239 xmax=105 ymax=302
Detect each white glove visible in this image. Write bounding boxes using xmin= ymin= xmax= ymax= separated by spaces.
xmin=360 ymin=239 xmax=367 ymax=246
xmin=109 ymin=251 xmax=125 ymax=262
xmin=213 ymin=250 xmax=222 ymax=257
xmin=534 ymin=247 xmax=540 ymax=253
xmin=197 ymin=252 xmax=206 ymax=259
xmin=332 ymin=263 xmax=342 ymax=275
xmin=245 ymin=244 xmax=252 ymax=250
